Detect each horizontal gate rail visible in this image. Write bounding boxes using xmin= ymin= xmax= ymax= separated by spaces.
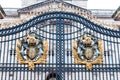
xmin=1 ymin=66 xmax=120 ymax=72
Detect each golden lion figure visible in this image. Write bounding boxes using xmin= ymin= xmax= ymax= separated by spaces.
xmin=25 ymin=34 xmax=43 ymax=60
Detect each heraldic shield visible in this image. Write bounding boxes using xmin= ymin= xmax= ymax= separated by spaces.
xmin=16 ymin=31 xmax=48 ymax=70
xmin=73 ymin=34 xmax=103 ymax=70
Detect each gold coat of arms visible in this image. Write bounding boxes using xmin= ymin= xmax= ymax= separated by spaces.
xmin=73 ymin=34 xmax=103 ymax=70
xmin=16 ymin=31 xmax=48 ymax=70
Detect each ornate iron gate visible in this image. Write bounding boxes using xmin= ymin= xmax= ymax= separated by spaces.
xmin=0 ymin=11 xmax=120 ymax=80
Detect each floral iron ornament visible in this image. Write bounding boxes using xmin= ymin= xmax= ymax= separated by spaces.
xmin=16 ymin=32 xmax=48 ymax=70
xmin=73 ymin=34 xmax=103 ymax=70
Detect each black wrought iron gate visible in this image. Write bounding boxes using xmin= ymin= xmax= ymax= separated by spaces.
xmin=0 ymin=11 xmax=120 ymax=80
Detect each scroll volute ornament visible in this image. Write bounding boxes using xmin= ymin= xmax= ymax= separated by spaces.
xmin=73 ymin=34 xmax=103 ymax=70
xmin=16 ymin=32 xmax=48 ymax=70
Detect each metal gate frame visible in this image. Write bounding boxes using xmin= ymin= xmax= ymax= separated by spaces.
xmin=0 ymin=11 xmax=120 ymax=80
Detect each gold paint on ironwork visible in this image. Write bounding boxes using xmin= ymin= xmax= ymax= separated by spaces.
xmin=73 ymin=35 xmax=103 ymax=70
xmin=16 ymin=34 xmax=48 ymax=70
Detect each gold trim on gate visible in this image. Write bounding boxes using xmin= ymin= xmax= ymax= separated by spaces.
xmin=16 ymin=32 xmax=48 ymax=70
xmin=73 ymin=35 xmax=103 ymax=70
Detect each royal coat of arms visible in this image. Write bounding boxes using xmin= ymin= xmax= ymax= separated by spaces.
xmin=73 ymin=34 xmax=103 ymax=70
xmin=16 ymin=32 xmax=48 ymax=70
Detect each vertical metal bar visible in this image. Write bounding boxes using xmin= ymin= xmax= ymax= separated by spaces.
xmin=62 ymin=19 xmax=65 ymax=80
xmin=45 ymin=21 xmax=48 ymax=79
xmin=0 ymin=36 xmax=3 ymax=80
xmin=56 ymin=13 xmax=64 ymax=79
xmin=38 ymin=24 xmax=40 ymax=80
xmin=15 ymin=33 xmax=19 ymax=80
xmin=53 ymin=21 xmax=55 ymax=79
xmin=41 ymin=23 xmax=43 ymax=79
xmin=1 ymin=36 xmax=6 ymax=80
xmin=95 ymin=30 xmax=98 ymax=80
xmin=99 ymin=32 xmax=102 ymax=80
xmin=111 ymin=37 xmax=115 ymax=80
xmin=116 ymin=38 xmax=120 ymax=80
xmin=4 ymin=38 xmax=7 ymax=80
xmin=5 ymin=36 xmax=9 ymax=80
xmin=18 ymin=32 xmax=21 ymax=80
xmin=51 ymin=20 xmax=53 ymax=79
xmin=115 ymin=39 xmax=119 ymax=80
xmin=78 ymin=22 xmax=80 ymax=80
xmin=108 ymin=36 xmax=112 ymax=80
xmin=23 ymin=31 xmax=25 ymax=80
xmin=66 ymin=22 xmax=69 ymax=80
xmin=12 ymin=35 xmax=16 ymax=80
xmin=70 ymin=21 xmax=73 ymax=80
xmin=85 ymin=27 xmax=87 ymax=80
xmin=0 ymin=37 xmax=1 ymax=80
xmin=56 ymin=18 xmax=58 ymax=80
xmin=101 ymin=33 xmax=105 ymax=80
xmin=41 ymin=21 xmax=44 ymax=79
xmin=103 ymin=35 xmax=107 ymax=80
xmin=81 ymin=25 xmax=84 ymax=80
xmin=74 ymin=21 xmax=76 ymax=80
xmin=34 ymin=26 xmax=36 ymax=80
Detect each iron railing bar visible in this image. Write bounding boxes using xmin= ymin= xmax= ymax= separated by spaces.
xmin=5 ymin=36 xmax=9 ymax=80
xmin=1 ymin=67 xmax=120 ymax=72
xmin=0 ymin=33 xmax=3 ymax=80
xmin=1 ymin=63 xmax=120 ymax=66
xmin=112 ymin=37 xmax=115 ymax=80
xmin=99 ymin=32 xmax=102 ymax=80
xmin=70 ymin=22 xmax=72 ymax=80
xmin=116 ymin=38 xmax=120 ymax=80
xmin=1 ymin=36 xmax=6 ymax=80
xmin=14 ymin=33 xmax=18 ymax=80
xmin=67 ymin=22 xmax=69 ymax=80
xmin=9 ymin=36 xmax=13 ymax=80
xmin=22 ymin=31 xmax=25 ymax=80
xmin=51 ymin=22 xmax=54 ymax=80
xmin=108 ymin=36 xmax=112 ymax=80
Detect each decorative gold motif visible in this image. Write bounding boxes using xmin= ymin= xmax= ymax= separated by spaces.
xmin=73 ymin=34 xmax=103 ymax=70
xmin=16 ymin=32 xmax=48 ymax=70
